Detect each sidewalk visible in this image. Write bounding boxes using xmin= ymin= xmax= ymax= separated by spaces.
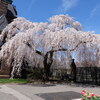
xmin=0 ymin=84 xmax=99 ymax=100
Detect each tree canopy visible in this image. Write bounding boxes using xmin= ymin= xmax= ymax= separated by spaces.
xmin=0 ymin=15 xmax=99 ymax=78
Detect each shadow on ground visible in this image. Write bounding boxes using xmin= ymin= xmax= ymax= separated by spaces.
xmin=36 ymin=91 xmax=81 ymax=100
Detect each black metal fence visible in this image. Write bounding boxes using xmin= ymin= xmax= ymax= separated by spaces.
xmin=50 ymin=67 xmax=100 ymax=85
xmin=76 ymin=67 xmax=100 ymax=85
xmin=22 ymin=67 xmax=100 ymax=85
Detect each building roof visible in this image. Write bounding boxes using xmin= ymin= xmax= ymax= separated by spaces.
xmin=6 ymin=4 xmax=17 ymax=18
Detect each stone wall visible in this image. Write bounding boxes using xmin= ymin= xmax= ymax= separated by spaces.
xmin=0 ymin=1 xmax=8 ymax=16
xmin=0 ymin=57 xmax=11 ymax=77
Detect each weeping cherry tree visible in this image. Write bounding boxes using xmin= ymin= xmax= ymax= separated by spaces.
xmin=0 ymin=15 xmax=99 ymax=79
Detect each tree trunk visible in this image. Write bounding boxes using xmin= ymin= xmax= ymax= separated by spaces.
xmin=43 ymin=51 xmax=53 ymax=81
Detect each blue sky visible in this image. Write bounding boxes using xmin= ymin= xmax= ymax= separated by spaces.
xmin=13 ymin=0 xmax=100 ymax=34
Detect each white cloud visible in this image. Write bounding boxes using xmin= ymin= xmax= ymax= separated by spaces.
xmin=90 ymin=4 xmax=100 ymax=17
xmin=59 ymin=0 xmax=79 ymax=12
xmin=27 ymin=0 xmax=36 ymax=12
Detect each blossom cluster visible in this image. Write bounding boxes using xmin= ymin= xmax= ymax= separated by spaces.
xmin=81 ymin=90 xmax=100 ymax=100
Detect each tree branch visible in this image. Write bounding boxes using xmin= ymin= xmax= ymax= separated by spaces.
xmin=49 ymin=41 xmax=87 ymax=53
xmin=36 ymin=50 xmax=43 ymax=56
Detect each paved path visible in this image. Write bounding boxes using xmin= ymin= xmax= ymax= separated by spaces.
xmin=0 ymin=85 xmax=32 ymax=100
xmin=0 ymin=84 xmax=99 ymax=100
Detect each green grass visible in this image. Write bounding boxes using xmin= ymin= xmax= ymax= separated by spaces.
xmin=0 ymin=79 xmax=31 ymax=84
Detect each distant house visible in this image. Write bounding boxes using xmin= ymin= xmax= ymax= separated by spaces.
xmin=0 ymin=0 xmax=17 ymax=78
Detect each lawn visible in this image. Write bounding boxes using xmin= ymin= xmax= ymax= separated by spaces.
xmin=0 ymin=79 xmax=30 ymax=84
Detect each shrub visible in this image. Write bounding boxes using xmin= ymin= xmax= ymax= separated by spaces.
xmin=27 ymin=68 xmax=43 ymax=80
